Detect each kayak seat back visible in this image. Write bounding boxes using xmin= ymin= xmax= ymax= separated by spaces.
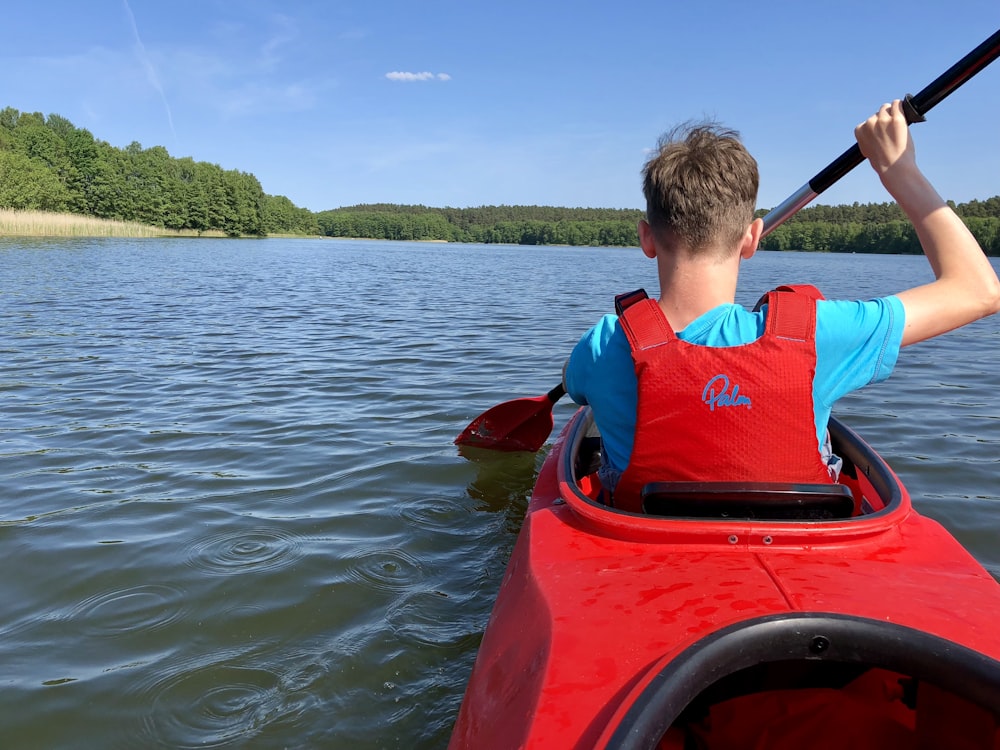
xmin=641 ymin=481 xmax=855 ymax=520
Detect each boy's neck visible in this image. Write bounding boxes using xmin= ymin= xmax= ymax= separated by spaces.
xmin=655 ymin=253 xmax=741 ymax=332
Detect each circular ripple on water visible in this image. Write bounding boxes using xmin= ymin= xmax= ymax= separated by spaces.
xmin=396 ymin=496 xmax=469 ymax=532
xmin=137 ymin=662 xmax=284 ymax=749
xmin=70 ymin=583 xmax=189 ymax=637
xmin=185 ymin=527 xmax=305 ymax=576
xmin=343 ymin=547 xmax=426 ymax=592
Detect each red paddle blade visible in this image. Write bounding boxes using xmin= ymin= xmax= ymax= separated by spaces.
xmin=455 ymin=384 xmax=565 ymax=452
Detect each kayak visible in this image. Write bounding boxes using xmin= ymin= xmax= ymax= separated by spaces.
xmin=449 ymin=407 xmax=1000 ymax=749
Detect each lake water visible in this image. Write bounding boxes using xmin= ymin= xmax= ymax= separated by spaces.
xmin=2 ymin=237 xmax=999 ymax=749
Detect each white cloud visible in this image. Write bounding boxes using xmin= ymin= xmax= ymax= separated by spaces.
xmin=260 ymin=14 xmax=297 ymax=71
xmin=385 ymin=71 xmax=451 ymax=82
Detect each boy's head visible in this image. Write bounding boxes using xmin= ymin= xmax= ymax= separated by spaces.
xmin=642 ymin=123 xmax=758 ymax=257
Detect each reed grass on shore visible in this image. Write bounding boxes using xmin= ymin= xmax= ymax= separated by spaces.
xmin=0 ymin=209 xmax=226 ymax=238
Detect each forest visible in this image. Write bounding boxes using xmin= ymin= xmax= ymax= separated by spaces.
xmin=315 ymin=200 xmax=1000 ymax=256
xmin=0 ymin=107 xmax=317 ymax=237
xmin=2 ymin=106 xmax=999 ymax=254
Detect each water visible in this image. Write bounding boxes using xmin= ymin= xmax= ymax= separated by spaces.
xmin=1 ymin=237 xmax=998 ymax=748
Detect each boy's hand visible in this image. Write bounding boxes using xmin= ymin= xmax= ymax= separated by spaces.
xmin=860 ymin=101 xmax=1000 ymax=347
xmin=854 ymin=100 xmax=916 ymax=183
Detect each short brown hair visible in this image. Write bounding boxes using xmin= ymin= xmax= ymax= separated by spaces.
xmin=642 ymin=123 xmax=758 ymax=255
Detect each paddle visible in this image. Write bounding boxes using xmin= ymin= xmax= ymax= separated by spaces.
xmin=454 ymin=384 xmax=566 ymax=452
xmin=455 ymin=27 xmax=1000 ymax=453
xmin=762 ymin=27 xmax=1000 ymax=234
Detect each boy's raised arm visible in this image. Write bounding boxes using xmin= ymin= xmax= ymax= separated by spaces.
xmin=854 ymin=100 xmax=1000 ymax=347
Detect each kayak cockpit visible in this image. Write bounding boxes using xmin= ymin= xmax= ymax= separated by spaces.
xmin=554 ymin=409 xmax=908 ymax=542
xmin=599 ymin=613 xmax=1000 ymax=750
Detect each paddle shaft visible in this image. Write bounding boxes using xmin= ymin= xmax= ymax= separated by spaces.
xmin=761 ymin=27 xmax=1000 ymax=237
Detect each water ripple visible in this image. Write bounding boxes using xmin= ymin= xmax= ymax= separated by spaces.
xmin=136 ymin=661 xmax=284 ymax=749
xmin=397 ymin=495 xmax=475 ymax=533
xmin=185 ymin=527 xmax=305 ymax=576
xmin=69 ymin=583 xmax=190 ymax=637
xmin=387 ymin=590 xmax=483 ymax=649
xmin=344 ymin=547 xmax=427 ymax=592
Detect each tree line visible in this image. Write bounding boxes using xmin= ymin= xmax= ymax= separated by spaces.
xmin=0 ymin=107 xmax=318 ymax=237
xmin=759 ymin=199 xmax=1000 ymax=256
xmin=314 ymin=204 xmax=643 ymax=246
xmin=2 ymin=106 xmax=998 ymax=254
xmin=316 ymin=200 xmax=1000 ymax=256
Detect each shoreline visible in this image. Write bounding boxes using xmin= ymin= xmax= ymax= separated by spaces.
xmin=0 ymin=209 xmax=233 ymax=239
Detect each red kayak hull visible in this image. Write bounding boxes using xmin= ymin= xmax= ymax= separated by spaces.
xmin=450 ymin=409 xmax=1000 ymax=749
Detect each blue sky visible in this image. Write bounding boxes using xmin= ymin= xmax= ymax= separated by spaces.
xmin=4 ymin=1 xmax=999 ymax=213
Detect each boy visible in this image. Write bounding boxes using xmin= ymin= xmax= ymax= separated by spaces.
xmin=564 ymin=100 xmax=1000 ymax=512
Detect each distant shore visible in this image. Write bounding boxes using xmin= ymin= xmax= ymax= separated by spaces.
xmin=0 ymin=211 xmax=463 ymax=241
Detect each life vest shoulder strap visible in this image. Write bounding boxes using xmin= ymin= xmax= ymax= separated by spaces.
xmin=759 ymin=284 xmax=824 ymax=343
xmin=774 ymin=283 xmax=825 ymax=299
xmin=614 ymin=288 xmax=676 ymax=352
xmin=614 ymin=283 xmax=824 ymax=349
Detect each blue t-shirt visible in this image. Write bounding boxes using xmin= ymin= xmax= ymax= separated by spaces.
xmin=564 ymin=297 xmax=905 ymax=476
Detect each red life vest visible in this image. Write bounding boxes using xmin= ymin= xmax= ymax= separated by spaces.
xmin=612 ymin=285 xmax=833 ymax=513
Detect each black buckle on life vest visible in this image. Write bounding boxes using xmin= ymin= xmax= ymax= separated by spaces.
xmin=752 ymin=284 xmax=825 ymax=312
xmin=615 ymin=288 xmax=648 ymax=316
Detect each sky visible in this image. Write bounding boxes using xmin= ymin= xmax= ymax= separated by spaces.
xmin=4 ymin=1 xmax=999 ymax=213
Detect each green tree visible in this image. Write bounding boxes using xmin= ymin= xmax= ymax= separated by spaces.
xmin=0 ymin=149 xmax=71 ymax=210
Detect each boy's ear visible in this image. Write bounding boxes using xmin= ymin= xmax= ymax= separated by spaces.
xmin=638 ymin=220 xmax=657 ymax=259
xmin=740 ymin=218 xmax=764 ymax=260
